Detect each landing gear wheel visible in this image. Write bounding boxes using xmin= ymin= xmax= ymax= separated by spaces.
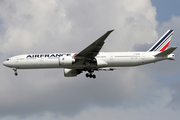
xmin=85 ymin=73 xmax=96 ymax=79
xmin=14 ymin=73 xmax=18 ymax=76
xmin=89 ymin=74 xmax=93 ymax=78
xmin=86 ymin=73 xmax=89 ymax=77
xmin=92 ymin=74 xmax=96 ymax=79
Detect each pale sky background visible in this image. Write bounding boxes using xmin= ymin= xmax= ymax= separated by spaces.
xmin=0 ymin=0 xmax=180 ymax=120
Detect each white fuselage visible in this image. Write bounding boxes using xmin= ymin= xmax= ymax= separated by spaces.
xmin=3 ymin=52 xmax=174 ymax=69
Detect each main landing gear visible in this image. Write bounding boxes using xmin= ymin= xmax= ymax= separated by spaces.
xmin=84 ymin=61 xmax=97 ymax=79
xmin=13 ymin=68 xmax=18 ymax=76
xmin=85 ymin=69 xmax=96 ymax=79
xmin=86 ymin=73 xmax=96 ymax=79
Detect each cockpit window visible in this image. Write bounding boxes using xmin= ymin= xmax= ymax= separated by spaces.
xmin=6 ymin=59 xmax=9 ymax=61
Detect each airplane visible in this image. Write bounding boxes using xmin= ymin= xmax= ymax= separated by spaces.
xmin=3 ymin=30 xmax=177 ymax=79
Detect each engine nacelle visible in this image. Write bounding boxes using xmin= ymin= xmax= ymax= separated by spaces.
xmin=64 ymin=68 xmax=78 ymax=77
xmin=60 ymin=56 xmax=75 ymax=65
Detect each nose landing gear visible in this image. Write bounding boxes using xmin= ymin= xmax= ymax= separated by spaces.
xmin=13 ymin=68 xmax=18 ymax=76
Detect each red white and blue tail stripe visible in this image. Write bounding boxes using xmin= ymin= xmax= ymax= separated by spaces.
xmin=148 ymin=30 xmax=174 ymax=52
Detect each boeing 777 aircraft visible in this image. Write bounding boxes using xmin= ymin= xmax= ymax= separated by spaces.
xmin=3 ymin=30 xmax=177 ymax=78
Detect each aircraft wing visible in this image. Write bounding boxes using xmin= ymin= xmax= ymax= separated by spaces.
xmin=74 ymin=30 xmax=114 ymax=62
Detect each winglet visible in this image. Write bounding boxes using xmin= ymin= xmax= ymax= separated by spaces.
xmin=155 ymin=47 xmax=177 ymax=57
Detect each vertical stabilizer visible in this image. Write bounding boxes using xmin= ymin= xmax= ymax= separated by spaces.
xmin=148 ymin=30 xmax=174 ymax=52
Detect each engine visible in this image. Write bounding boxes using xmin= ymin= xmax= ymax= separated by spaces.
xmin=64 ymin=68 xmax=81 ymax=77
xmin=60 ymin=56 xmax=75 ymax=65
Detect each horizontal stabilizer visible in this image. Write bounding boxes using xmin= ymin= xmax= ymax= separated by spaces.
xmin=155 ymin=47 xmax=177 ymax=57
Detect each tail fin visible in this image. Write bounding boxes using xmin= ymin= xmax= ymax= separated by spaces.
xmin=148 ymin=30 xmax=174 ymax=52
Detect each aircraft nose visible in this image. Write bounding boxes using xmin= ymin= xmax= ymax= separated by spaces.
xmin=3 ymin=61 xmax=9 ymax=67
xmin=3 ymin=61 xmax=7 ymax=66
